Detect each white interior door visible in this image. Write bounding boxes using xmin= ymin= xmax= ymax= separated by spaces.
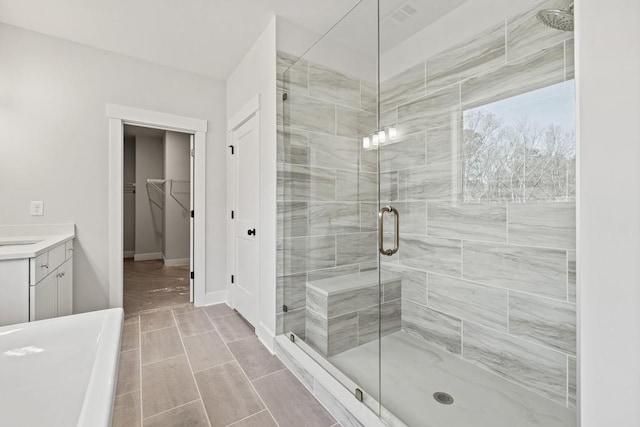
xmin=189 ymin=134 xmax=194 ymax=303
xmin=231 ymin=114 xmax=260 ymax=327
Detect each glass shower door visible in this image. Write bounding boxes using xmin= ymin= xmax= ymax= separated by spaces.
xmin=279 ymin=1 xmax=577 ymax=425
xmin=278 ymin=0 xmax=383 ymax=417
xmin=378 ymin=1 xmax=577 ymax=426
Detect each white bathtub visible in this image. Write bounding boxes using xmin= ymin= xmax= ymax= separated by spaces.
xmin=0 ymin=308 xmax=124 ymax=427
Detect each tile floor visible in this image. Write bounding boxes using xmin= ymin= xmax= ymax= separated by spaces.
xmin=113 ymin=303 xmax=341 ymax=427
xmin=123 ymin=259 xmax=190 ymax=315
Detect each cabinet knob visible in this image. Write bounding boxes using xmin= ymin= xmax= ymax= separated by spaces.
xmin=41 ymin=263 xmax=49 ymax=269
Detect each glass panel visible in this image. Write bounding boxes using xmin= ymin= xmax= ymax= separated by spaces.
xmin=378 ymin=0 xmax=577 ymax=426
xmin=277 ymin=0 xmax=381 ymax=416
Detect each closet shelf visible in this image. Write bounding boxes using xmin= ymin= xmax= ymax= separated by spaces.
xmin=146 ymin=179 xmax=190 ymax=211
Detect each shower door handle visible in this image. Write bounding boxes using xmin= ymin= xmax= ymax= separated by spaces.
xmin=378 ymin=206 xmax=399 ymax=256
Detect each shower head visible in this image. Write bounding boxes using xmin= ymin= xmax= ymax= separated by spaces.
xmin=537 ymin=3 xmax=574 ymax=31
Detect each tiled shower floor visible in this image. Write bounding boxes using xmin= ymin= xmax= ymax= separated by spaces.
xmin=114 ymin=304 xmax=340 ymax=427
xmin=330 ymin=331 xmax=576 ymax=427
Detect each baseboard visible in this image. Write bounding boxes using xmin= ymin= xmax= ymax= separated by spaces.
xmin=123 ymin=251 xmax=135 ymax=258
xmin=133 ymin=252 xmax=162 ymax=261
xmin=199 ymin=290 xmax=227 ymax=307
xmin=256 ymin=322 xmax=275 ymax=353
xmin=162 ymin=257 xmax=190 ymax=267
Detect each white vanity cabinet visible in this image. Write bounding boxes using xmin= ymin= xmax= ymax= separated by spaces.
xmin=0 ymin=259 xmax=30 ymax=325
xmin=31 ymin=272 xmax=57 ymax=321
xmin=57 ymin=259 xmax=73 ymax=316
xmin=29 ymin=240 xmax=74 ymax=321
xmin=0 ymin=224 xmax=75 ymax=327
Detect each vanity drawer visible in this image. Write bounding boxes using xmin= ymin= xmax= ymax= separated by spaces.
xmin=48 ymin=244 xmax=66 ymax=271
xmin=65 ymin=240 xmax=73 ymax=260
xmin=30 ymin=243 xmax=66 ymax=285
xmin=31 ymin=252 xmax=49 ymax=284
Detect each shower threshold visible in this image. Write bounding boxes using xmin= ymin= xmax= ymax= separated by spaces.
xmin=329 ymin=331 xmax=576 ymax=427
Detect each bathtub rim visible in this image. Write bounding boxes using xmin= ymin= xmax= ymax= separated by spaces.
xmin=76 ymin=307 xmax=124 ymax=427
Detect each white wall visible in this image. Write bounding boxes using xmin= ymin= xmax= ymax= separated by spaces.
xmin=163 ymin=131 xmax=191 ymax=263
xmin=134 ymin=135 xmax=164 ymax=259
xmin=123 ymin=136 xmax=135 ymax=255
xmin=226 ymin=17 xmax=277 ymax=350
xmin=0 ymin=22 xmax=227 ymax=312
xmin=577 ymin=0 xmax=640 ymax=425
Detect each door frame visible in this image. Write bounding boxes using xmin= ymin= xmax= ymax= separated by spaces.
xmin=226 ymin=95 xmax=261 ymax=312
xmin=107 ymin=104 xmax=207 ymax=308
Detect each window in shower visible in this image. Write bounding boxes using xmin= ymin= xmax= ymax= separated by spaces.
xmin=462 ymin=80 xmax=576 ymax=203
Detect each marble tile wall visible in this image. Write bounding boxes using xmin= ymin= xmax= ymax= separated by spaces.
xmin=277 ymin=0 xmax=576 ymax=411
xmin=276 ymin=50 xmax=379 ymax=343
xmin=377 ymin=0 xmax=576 ymax=409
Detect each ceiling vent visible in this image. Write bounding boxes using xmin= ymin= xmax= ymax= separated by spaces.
xmin=388 ymin=1 xmax=418 ymax=24
xmin=392 ymin=10 xmax=409 ymax=22
xmin=401 ymin=4 xmax=418 ymax=15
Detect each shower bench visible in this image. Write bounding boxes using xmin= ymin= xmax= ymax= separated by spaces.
xmin=305 ymin=270 xmax=402 ymax=357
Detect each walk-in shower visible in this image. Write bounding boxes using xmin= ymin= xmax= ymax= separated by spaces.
xmin=277 ymin=0 xmax=577 ymax=425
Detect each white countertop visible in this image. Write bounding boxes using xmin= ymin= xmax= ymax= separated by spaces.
xmin=0 ymin=224 xmax=75 ymax=260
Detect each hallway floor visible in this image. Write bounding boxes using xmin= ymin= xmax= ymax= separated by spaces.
xmin=123 ymin=259 xmax=190 ymax=315
xmin=113 ymin=303 xmax=340 ymax=427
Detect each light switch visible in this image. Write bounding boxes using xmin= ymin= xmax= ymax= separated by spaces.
xmin=30 ymin=201 xmax=44 ymax=216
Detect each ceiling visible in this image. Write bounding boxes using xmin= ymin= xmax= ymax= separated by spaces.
xmin=379 ymin=0 xmax=468 ymax=52
xmin=0 ymin=0 xmax=466 ymax=80
xmin=313 ymin=0 xmax=468 ymax=59
xmin=0 ymin=0 xmax=359 ymax=79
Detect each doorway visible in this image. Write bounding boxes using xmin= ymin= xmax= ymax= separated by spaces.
xmin=122 ymin=125 xmax=194 ymax=315
xmin=107 ymin=104 xmax=207 ymax=310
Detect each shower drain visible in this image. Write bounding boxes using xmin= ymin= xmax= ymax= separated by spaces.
xmin=433 ymin=392 xmax=454 ymax=405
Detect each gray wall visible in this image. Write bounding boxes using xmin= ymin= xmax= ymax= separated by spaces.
xmin=163 ymin=131 xmax=191 ymax=263
xmin=134 ymin=136 xmax=164 ymax=257
xmin=0 ymin=22 xmax=228 ymax=311
xmin=123 ymin=136 xmax=136 ymax=255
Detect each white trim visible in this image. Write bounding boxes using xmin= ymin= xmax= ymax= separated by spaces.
xmin=226 ymin=142 xmax=236 ymax=310
xmin=163 ymin=257 xmax=190 ymax=267
xmin=107 ymin=105 xmax=207 ymax=309
xmin=123 ymin=251 xmax=134 ymax=259
xmin=107 ymin=104 xmax=207 ymax=132
xmin=133 ymin=252 xmax=163 ymax=262
xmin=256 ymin=322 xmax=275 ymax=353
xmin=108 ymin=117 xmax=124 ymax=309
xmin=202 ymin=290 xmax=228 ymax=306
xmin=192 ymin=131 xmax=207 ymax=307
xmin=228 ymin=94 xmax=260 ymax=131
